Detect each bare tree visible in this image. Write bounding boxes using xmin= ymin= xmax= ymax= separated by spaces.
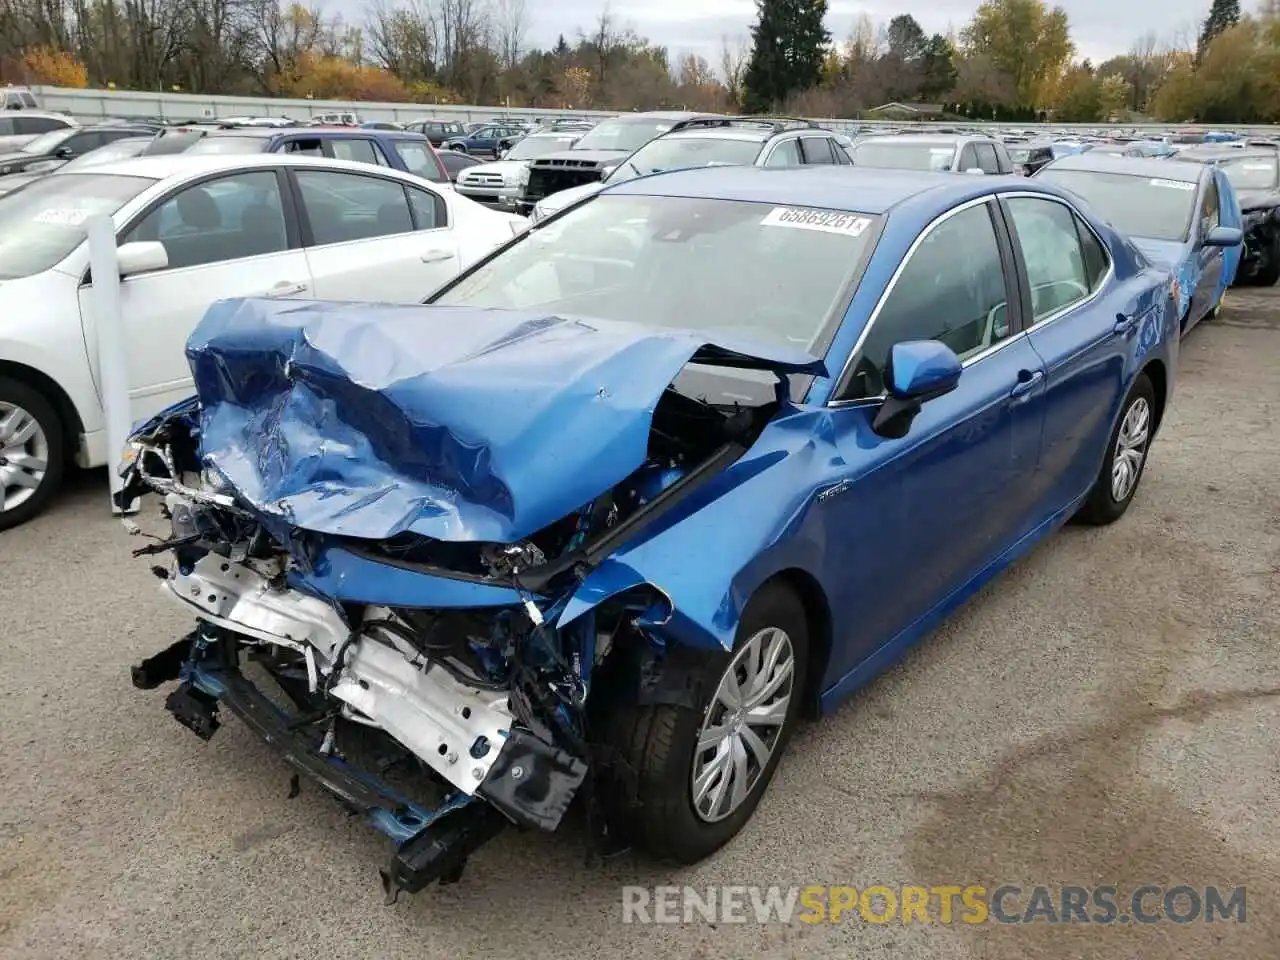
xmin=719 ymin=32 xmax=748 ymax=106
xmin=366 ymin=0 xmax=432 ymax=82
xmin=492 ymin=0 xmax=527 ymax=71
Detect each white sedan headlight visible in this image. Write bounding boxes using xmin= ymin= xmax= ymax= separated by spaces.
xmin=516 ymin=165 xmax=531 ymax=186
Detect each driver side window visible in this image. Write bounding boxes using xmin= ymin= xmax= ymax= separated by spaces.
xmin=848 ymin=202 xmax=1010 ymax=399
xmin=1005 ymin=197 xmax=1092 ymax=322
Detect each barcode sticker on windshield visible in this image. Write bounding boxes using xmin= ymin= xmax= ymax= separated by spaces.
xmin=761 ymin=207 xmax=872 ymax=236
xmin=1148 ymin=178 xmax=1196 ymax=190
xmin=32 ymin=207 xmax=92 ymax=226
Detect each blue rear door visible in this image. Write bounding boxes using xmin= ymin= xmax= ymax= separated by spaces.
xmin=1000 ymin=193 xmax=1149 ymax=511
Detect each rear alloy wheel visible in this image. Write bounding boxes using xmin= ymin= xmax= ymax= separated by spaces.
xmin=601 ymin=582 xmax=809 ymax=863
xmin=0 ymin=377 xmax=64 ymax=532
xmin=1076 ymin=373 xmax=1154 ymax=525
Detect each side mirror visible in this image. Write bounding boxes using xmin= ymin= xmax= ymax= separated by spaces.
xmin=872 ymin=340 xmax=963 ymax=439
xmin=116 ymin=240 xmax=169 ymax=277
xmin=55 ymin=145 xmax=74 ymax=158
xmin=1204 ymin=224 xmax=1243 ymax=248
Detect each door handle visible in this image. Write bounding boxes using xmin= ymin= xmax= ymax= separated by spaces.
xmin=421 ymin=248 xmax=456 ymax=264
xmin=1113 ymin=311 xmax=1138 ymax=336
xmin=1009 ymin=369 xmax=1044 ymax=400
xmin=263 ymin=280 xmax=308 ymax=297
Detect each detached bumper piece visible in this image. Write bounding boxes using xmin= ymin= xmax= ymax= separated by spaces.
xmin=131 ymin=631 xmax=589 ymax=898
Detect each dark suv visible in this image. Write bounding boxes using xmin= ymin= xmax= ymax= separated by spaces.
xmin=517 ymin=111 xmax=725 ymax=211
xmin=186 ymin=127 xmax=449 ymax=183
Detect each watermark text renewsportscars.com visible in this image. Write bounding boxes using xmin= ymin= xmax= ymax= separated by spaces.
xmin=621 ymin=884 xmax=1247 ymax=925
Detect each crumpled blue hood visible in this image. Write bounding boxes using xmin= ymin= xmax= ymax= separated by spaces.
xmin=186 ymin=298 xmax=824 ymax=544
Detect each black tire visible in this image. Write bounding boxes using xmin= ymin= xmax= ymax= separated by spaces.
xmin=1076 ymin=373 xmax=1155 ymax=526
xmin=600 ymin=581 xmax=810 ymax=863
xmin=450 ymin=143 xmax=468 ymax=153
xmin=0 ymin=376 xmax=65 ymax=532
xmin=1251 ymin=254 xmax=1280 ymax=287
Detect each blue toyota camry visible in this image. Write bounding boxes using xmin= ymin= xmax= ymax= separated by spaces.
xmin=1035 ymin=152 xmax=1243 ymax=334
xmin=121 ymin=166 xmax=1181 ymax=896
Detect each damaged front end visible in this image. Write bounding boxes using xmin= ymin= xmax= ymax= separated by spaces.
xmin=121 ymin=298 xmax=821 ymax=897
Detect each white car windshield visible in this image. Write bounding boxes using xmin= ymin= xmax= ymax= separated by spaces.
xmin=58 ymin=138 xmax=151 ymax=172
xmin=572 ymin=118 xmax=682 ymax=153
xmin=505 ymin=135 xmax=579 ymax=160
xmin=605 ymin=137 xmax=763 ymax=184
xmin=853 ymin=141 xmax=957 ymax=171
xmin=1036 ymin=169 xmax=1196 ymax=242
xmin=1218 ymin=156 xmax=1279 ymax=191
xmin=0 ymin=173 xmax=154 ymax=279
xmin=433 ymin=194 xmax=879 ymax=352
xmin=21 ymin=127 xmax=77 ymax=155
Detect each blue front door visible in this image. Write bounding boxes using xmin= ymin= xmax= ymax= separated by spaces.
xmin=817 ymin=198 xmax=1047 ymax=689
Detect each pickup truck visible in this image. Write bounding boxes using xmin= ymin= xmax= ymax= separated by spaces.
xmin=186 ymin=126 xmax=451 ymax=183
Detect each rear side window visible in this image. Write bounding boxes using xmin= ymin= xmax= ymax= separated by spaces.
xmin=281 ymin=137 xmax=324 ymax=156
xmin=765 ymin=139 xmax=802 ymax=167
xmin=330 ymin=138 xmax=379 ymax=166
xmin=1075 ymin=215 xmax=1110 ymax=291
xmin=0 ymin=118 xmax=13 ymax=135
xmin=1005 ymin=197 xmax=1093 ymax=321
xmin=974 ymin=143 xmax=1000 ymax=174
xmin=16 ymin=116 xmax=66 ymax=135
xmin=296 ymin=169 xmax=416 ymax=244
xmin=801 ymin=137 xmax=836 ymax=164
xmin=392 ymin=140 xmax=446 ymax=182
xmin=407 ymin=186 xmax=447 ymax=229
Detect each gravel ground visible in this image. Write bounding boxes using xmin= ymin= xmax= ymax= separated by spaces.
xmin=2 ymin=292 xmax=1278 ymax=959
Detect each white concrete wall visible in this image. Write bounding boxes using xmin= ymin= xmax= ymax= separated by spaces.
xmin=25 ymin=85 xmax=1280 ymax=135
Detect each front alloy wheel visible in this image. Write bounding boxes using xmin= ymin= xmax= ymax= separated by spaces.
xmin=599 ymin=582 xmax=809 ymax=863
xmin=0 ymin=377 xmax=65 ymax=532
xmin=691 ymin=626 xmax=795 ymax=823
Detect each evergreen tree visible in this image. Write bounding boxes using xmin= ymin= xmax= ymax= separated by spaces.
xmin=1197 ymin=0 xmax=1240 ymax=61
xmin=742 ymin=0 xmax=831 ymax=113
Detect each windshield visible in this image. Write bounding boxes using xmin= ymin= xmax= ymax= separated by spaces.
xmin=852 ymin=141 xmax=956 ymax=171
xmin=505 ymin=135 xmax=580 ymax=160
xmin=605 ymin=137 xmax=762 ymax=184
xmin=21 ymin=127 xmax=76 ymax=154
xmin=432 ymin=194 xmax=877 ymax=352
xmin=572 ymin=118 xmax=681 ymax=153
xmin=59 ymin=138 xmax=150 ymax=172
xmin=0 ymin=173 xmax=153 ymax=279
xmin=1037 ymin=169 xmax=1196 ymax=242
xmin=187 ymin=136 xmax=271 ymax=155
xmin=1219 ymin=156 xmax=1279 ymax=191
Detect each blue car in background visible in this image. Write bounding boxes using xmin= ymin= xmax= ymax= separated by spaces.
xmin=441 ymin=122 xmax=527 ymax=158
xmin=121 ymin=167 xmax=1181 ymax=895
xmin=1037 ymin=153 xmax=1243 ymax=334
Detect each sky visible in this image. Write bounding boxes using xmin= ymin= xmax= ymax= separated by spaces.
xmin=521 ymin=0 xmax=1210 ymax=70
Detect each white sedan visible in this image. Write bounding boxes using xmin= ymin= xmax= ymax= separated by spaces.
xmin=0 ymin=152 xmax=524 ymax=529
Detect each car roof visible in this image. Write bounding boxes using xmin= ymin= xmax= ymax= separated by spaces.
xmin=859 ymin=134 xmax=980 ymax=146
xmin=605 ymin=165 xmax=999 ymax=215
xmin=1046 ymin=152 xmax=1203 ymax=182
xmin=202 ymin=126 xmax=423 ymax=140
xmin=86 ymin=152 xmax=425 ymax=182
xmin=609 ymin=111 xmax=722 ymax=122
xmin=662 ymin=127 xmax=773 ymax=143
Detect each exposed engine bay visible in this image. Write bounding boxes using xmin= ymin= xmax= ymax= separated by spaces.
xmin=122 ymin=377 xmax=779 ymax=899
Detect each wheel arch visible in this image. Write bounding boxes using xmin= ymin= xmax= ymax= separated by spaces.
xmin=0 ymin=359 xmax=85 ymax=455
xmin=753 ymin=567 xmax=833 ymax=719
xmin=1141 ymin=357 xmax=1168 ymax=436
